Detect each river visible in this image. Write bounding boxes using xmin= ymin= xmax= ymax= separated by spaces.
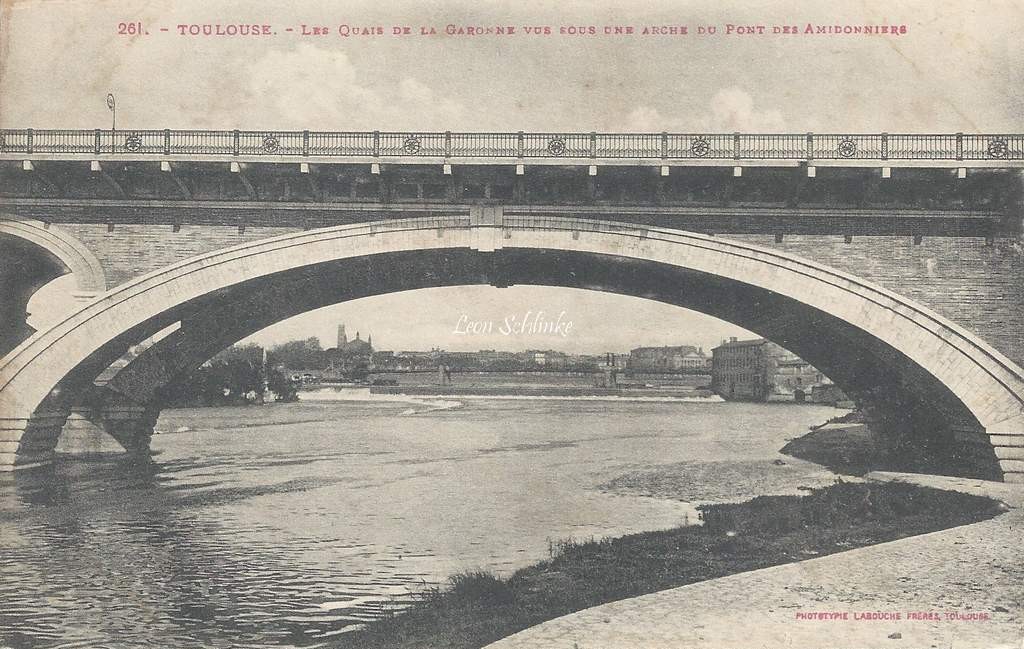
xmin=0 ymin=396 xmax=843 ymax=648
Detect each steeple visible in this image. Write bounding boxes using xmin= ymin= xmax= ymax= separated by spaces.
xmin=337 ymin=324 xmax=347 ymax=348
xmin=368 ymin=333 xmax=372 ymax=347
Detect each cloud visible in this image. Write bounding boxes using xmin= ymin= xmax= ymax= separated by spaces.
xmin=78 ymin=42 xmax=467 ymax=130
xmin=625 ymin=105 xmax=684 ymax=132
xmin=627 ymin=87 xmax=786 ymax=132
xmin=235 ymin=44 xmax=468 ymax=130
xmin=397 ymin=77 xmax=470 ymax=127
xmin=705 ymin=87 xmax=786 ymax=132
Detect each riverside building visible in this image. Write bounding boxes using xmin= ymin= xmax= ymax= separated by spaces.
xmin=628 ymin=345 xmax=709 ymax=371
xmin=711 ymin=338 xmax=834 ymax=402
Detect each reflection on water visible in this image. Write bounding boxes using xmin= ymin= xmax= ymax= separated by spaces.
xmin=0 ymin=398 xmax=841 ymax=648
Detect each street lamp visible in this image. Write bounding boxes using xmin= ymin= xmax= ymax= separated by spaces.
xmin=106 ymin=93 xmax=116 ymax=153
xmin=106 ymin=93 xmax=116 ymax=130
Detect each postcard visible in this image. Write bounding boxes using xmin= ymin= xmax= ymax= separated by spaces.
xmin=0 ymin=1 xmax=1021 ymax=648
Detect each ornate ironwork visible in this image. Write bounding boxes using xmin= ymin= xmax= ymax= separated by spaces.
xmin=837 ymin=138 xmax=857 ymax=158
xmin=402 ymin=136 xmax=422 ymax=155
xmin=124 ymin=134 xmax=143 ymax=152
xmin=0 ymin=130 xmax=1019 ymax=161
xmin=691 ymin=137 xmax=711 ymax=158
xmin=987 ymin=138 xmax=1009 ymax=159
xmin=262 ymin=135 xmax=280 ymax=153
xmin=547 ymin=137 xmax=567 ymax=156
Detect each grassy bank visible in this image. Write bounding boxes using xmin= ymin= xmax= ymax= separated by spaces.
xmin=329 ymin=481 xmax=1003 ymax=649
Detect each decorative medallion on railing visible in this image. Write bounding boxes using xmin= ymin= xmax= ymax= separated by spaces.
xmin=987 ymin=138 xmax=1009 ymax=159
xmin=547 ymin=137 xmax=567 ymax=156
xmin=261 ymin=135 xmax=280 ymax=153
xmin=124 ymin=134 xmax=143 ymax=152
xmin=402 ymin=136 xmax=422 ymax=155
xmin=837 ymin=138 xmax=857 ymax=158
xmin=690 ymin=136 xmax=711 ymax=158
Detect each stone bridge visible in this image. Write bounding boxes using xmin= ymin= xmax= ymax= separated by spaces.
xmin=0 ymin=129 xmax=1022 ymax=481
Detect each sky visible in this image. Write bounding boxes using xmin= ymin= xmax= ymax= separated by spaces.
xmin=6 ymin=0 xmax=1023 ymax=353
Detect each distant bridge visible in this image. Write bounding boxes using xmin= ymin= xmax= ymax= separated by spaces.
xmin=0 ymin=130 xmax=1022 ymax=481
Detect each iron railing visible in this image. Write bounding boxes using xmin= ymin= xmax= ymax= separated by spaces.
xmin=0 ymin=130 xmax=1021 ymax=161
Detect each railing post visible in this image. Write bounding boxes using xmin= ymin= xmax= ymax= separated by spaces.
xmin=806 ymin=132 xmax=814 ymax=161
xmin=95 ymin=129 xmax=102 ymax=155
xmin=881 ymin=133 xmax=889 ymax=160
xmin=956 ymin=132 xmax=963 ymax=160
xmin=164 ymin=129 xmax=171 ymax=155
xmin=373 ymin=130 xmax=380 ymax=157
xmin=444 ymin=131 xmax=452 ymax=158
xmin=589 ymin=132 xmax=597 ymax=158
xmin=517 ymin=131 xmax=524 ymax=158
xmin=232 ymin=129 xmax=240 ymax=156
xmin=26 ymin=128 xmax=33 ymax=155
xmin=660 ymin=132 xmax=668 ymax=159
xmin=302 ymin=130 xmax=310 ymax=156
xmin=733 ymin=132 xmax=741 ymax=160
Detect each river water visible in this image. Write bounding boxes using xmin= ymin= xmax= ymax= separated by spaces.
xmin=0 ymin=396 xmax=842 ymax=648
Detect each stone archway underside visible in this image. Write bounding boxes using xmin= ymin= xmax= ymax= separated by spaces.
xmin=1 ymin=216 xmax=1022 ymax=480
xmin=0 ymin=218 xmax=107 ymax=356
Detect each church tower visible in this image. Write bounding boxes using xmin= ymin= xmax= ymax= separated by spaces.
xmin=337 ymin=324 xmax=347 ymax=349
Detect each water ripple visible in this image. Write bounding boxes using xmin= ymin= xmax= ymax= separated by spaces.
xmin=0 ymin=400 xmax=841 ymax=648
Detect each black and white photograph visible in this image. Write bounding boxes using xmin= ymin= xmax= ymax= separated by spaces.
xmin=0 ymin=1 xmax=1022 ymax=647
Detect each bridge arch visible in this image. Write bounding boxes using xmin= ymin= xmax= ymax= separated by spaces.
xmin=0 ymin=217 xmax=107 ymax=294
xmin=0 ymin=217 xmax=107 ymax=356
xmin=1 ymin=215 xmax=1022 ymax=479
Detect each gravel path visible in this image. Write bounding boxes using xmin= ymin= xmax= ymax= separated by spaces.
xmin=485 ymin=472 xmax=1024 ymax=649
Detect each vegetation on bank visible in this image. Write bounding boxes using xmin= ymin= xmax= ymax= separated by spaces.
xmin=329 ymin=481 xmax=1004 ymax=649
xmin=162 ymin=344 xmax=298 ymax=407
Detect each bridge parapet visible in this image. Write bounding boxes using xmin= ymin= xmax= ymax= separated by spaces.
xmin=2 ymin=130 xmax=1022 ymax=167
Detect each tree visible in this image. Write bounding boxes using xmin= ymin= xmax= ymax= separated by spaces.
xmin=267 ymin=368 xmax=299 ymax=402
xmin=269 ymin=337 xmax=325 ymax=370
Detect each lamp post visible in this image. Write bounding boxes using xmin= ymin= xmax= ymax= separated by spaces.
xmin=106 ymin=93 xmax=116 ymax=153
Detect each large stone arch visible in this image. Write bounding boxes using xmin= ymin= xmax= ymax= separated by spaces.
xmin=1 ymin=214 xmax=1022 ymax=480
xmin=0 ymin=217 xmax=107 ymax=356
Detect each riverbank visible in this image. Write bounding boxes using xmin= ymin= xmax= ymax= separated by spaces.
xmin=779 ymin=418 xmax=884 ymax=476
xmin=487 ymin=471 xmax=1023 ymax=649
xmin=297 ymin=385 xmax=722 ymax=403
xmin=370 ymin=385 xmax=714 ymax=399
xmin=778 ymin=411 xmax=997 ymax=479
xmin=327 ymin=480 xmax=1004 ymax=649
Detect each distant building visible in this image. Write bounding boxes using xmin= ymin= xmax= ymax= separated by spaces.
xmin=369 ymin=350 xmax=394 ymax=369
xmin=323 ymin=324 xmax=375 ymax=378
xmin=334 ymin=324 xmax=373 ymax=355
xmin=608 ymin=352 xmax=630 ymax=370
xmin=476 ymin=349 xmax=518 ymax=368
xmin=629 ymin=345 xmax=708 ymax=372
xmin=393 ymin=349 xmax=442 ymax=371
xmin=442 ymin=351 xmax=480 ymax=369
xmin=810 ymin=383 xmax=851 ymax=406
xmin=525 ymin=349 xmax=568 ymax=369
xmin=286 ymin=369 xmax=324 ymax=384
xmin=711 ymin=337 xmax=832 ymax=402
xmin=565 ymin=353 xmax=603 ymax=371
